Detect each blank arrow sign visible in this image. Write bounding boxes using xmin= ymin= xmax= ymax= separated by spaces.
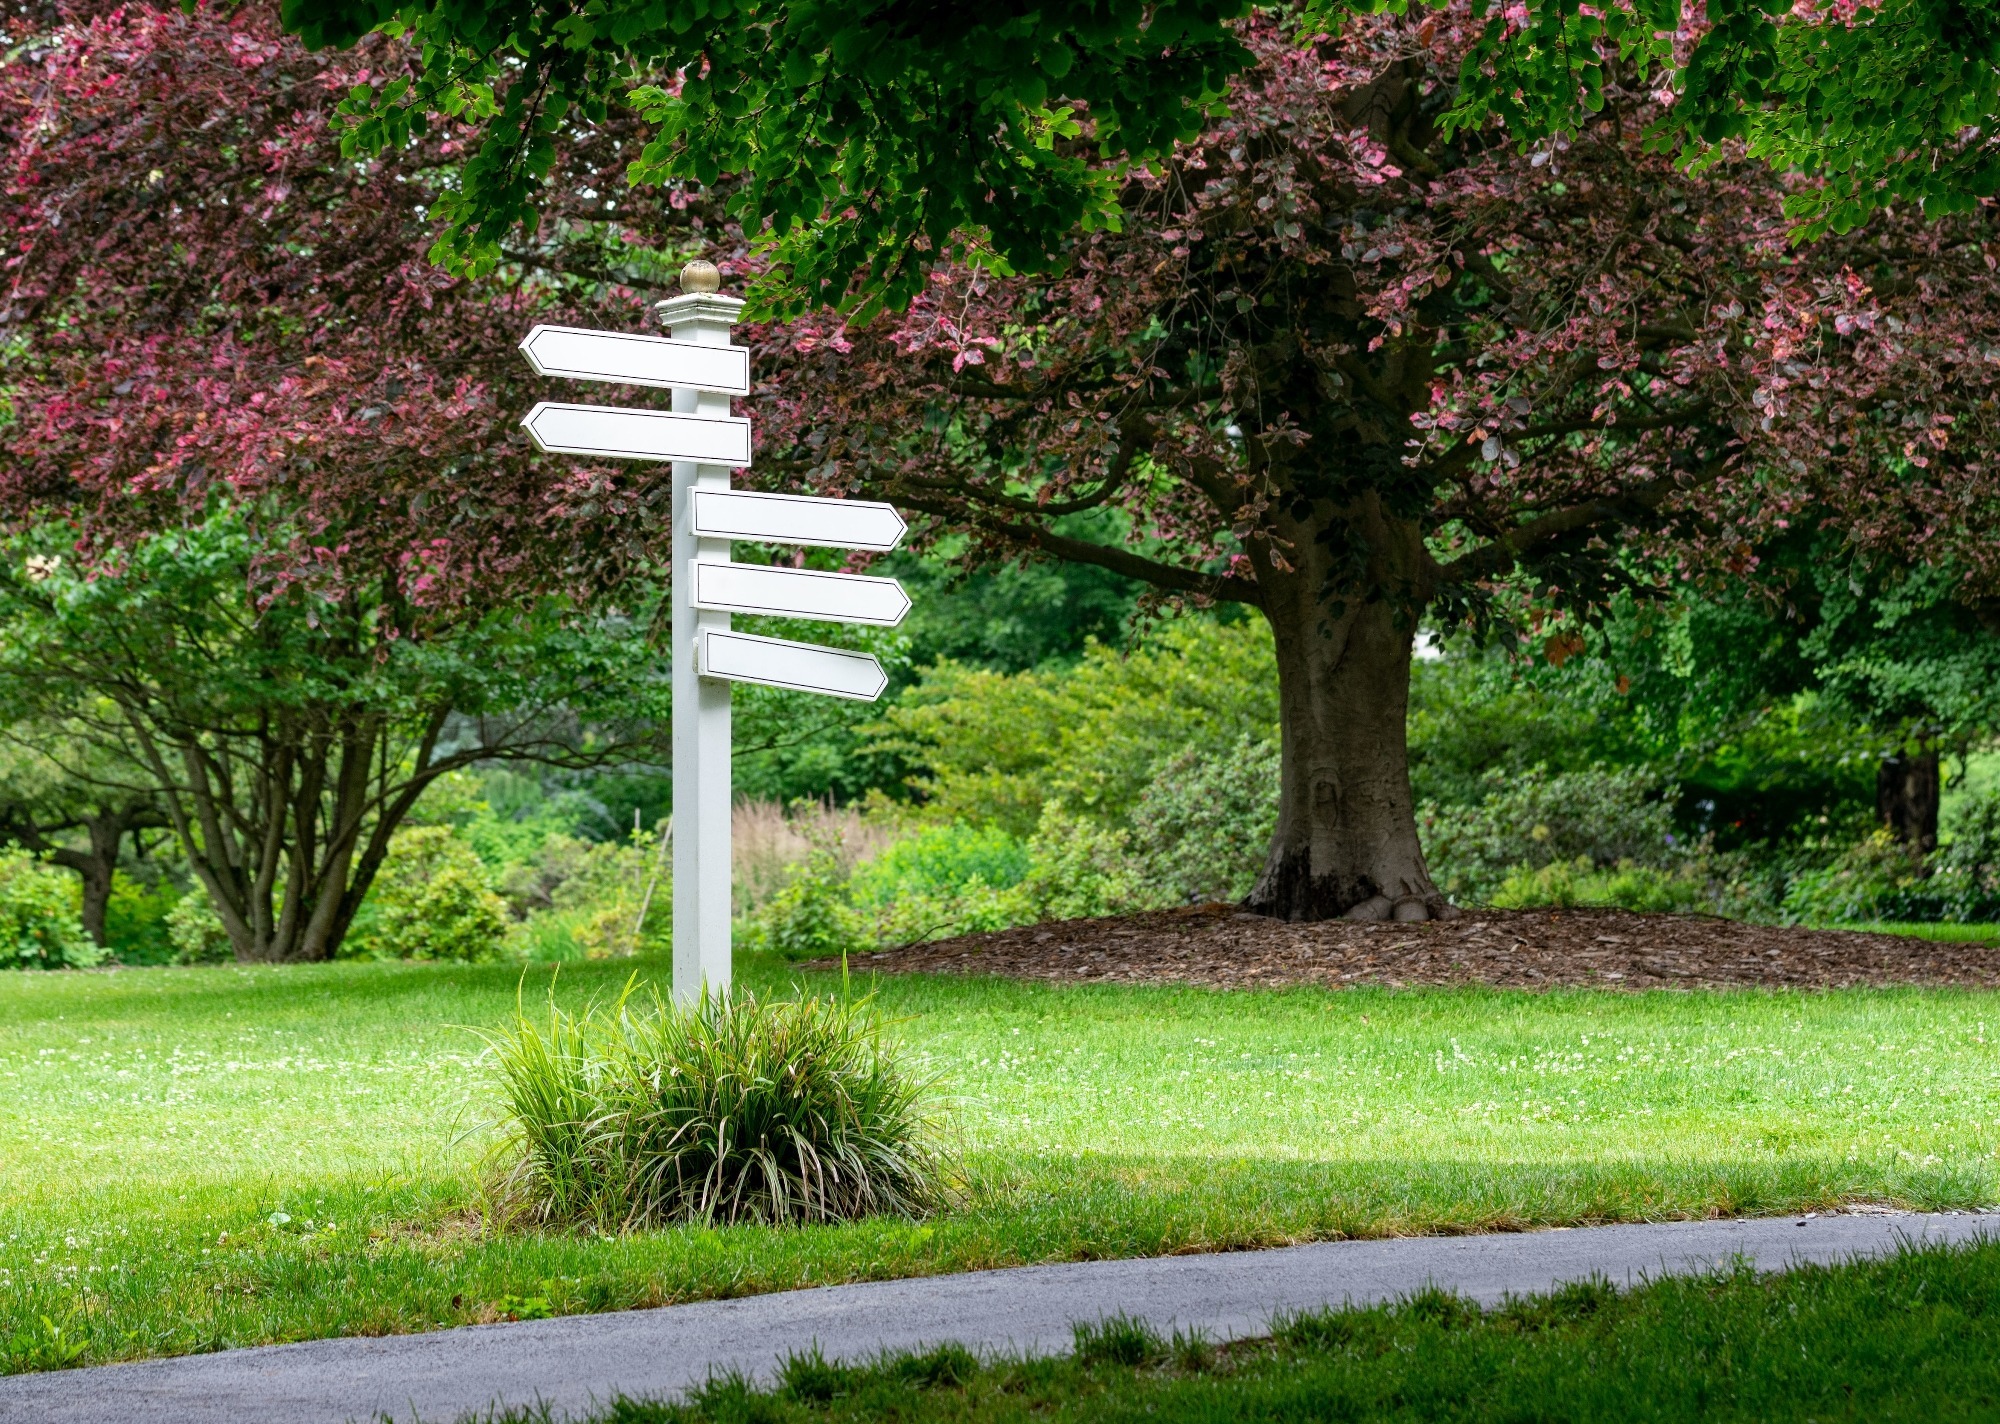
xmin=691 ymin=561 xmax=910 ymax=627
xmin=690 ymin=490 xmax=906 ymax=551
xmin=698 ymin=630 xmax=888 ymax=701
xmin=522 ymin=402 xmax=753 ymax=466
xmin=519 ymin=324 xmax=751 ymax=396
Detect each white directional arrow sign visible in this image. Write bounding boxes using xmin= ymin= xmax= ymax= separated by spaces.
xmin=519 ymin=324 xmax=752 ymax=395
xmin=521 ymin=402 xmax=753 ymax=466
xmin=698 ymin=630 xmax=888 ymax=701
xmin=690 ymin=560 xmax=910 ymax=627
xmin=689 ymin=489 xmax=906 ymax=551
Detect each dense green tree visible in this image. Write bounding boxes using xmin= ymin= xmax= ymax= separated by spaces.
xmin=0 ymin=729 xmax=161 ymax=945
xmin=0 ymin=511 xmax=667 ymax=962
xmin=302 ymin=0 xmax=1255 ymax=314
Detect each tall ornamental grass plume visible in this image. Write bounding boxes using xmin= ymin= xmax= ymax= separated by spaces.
xmin=483 ymin=978 xmax=952 ymax=1231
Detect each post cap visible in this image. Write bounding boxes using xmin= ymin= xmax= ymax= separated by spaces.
xmin=680 ymin=259 xmax=722 ymax=294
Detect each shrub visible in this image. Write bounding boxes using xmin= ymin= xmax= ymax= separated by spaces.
xmin=1491 ymin=857 xmax=1720 ymax=914
xmin=849 ymin=823 xmax=1032 ymax=945
xmin=353 ymin=826 xmax=511 ymax=962
xmin=1129 ymin=734 xmax=1280 ymax=904
xmin=740 ymin=836 xmax=872 ymax=960
xmin=0 ymin=849 xmax=101 ymax=969
xmin=873 ymin=617 xmax=1279 ymax=837
xmin=1020 ymin=802 xmax=1148 ymax=921
xmin=165 ymin=890 xmax=232 ymax=965
xmin=485 ymin=983 xmax=952 ymax=1230
xmin=104 ymin=871 xmax=180 ymax=965
xmin=1778 ymin=800 xmax=2000 ymax=926
xmin=1421 ymin=764 xmax=1681 ymax=903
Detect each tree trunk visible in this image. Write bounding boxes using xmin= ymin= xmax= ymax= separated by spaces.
xmin=1243 ymin=501 xmax=1454 ymax=922
xmin=1878 ymin=749 xmax=1940 ymax=852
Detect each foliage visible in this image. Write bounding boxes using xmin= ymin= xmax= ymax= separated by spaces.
xmin=1407 ymin=650 xmax=1616 ymax=811
xmin=103 ymin=873 xmax=181 ymax=966
xmin=0 ymin=849 xmax=99 ymax=969
xmin=740 ymin=838 xmax=873 ymax=962
xmin=345 ymin=828 xmax=512 ymax=963
xmin=1421 ymin=766 xmax=1682 ymax=904
xmin=882 ymin=516 xmax=1147 ymax=674
xmin=493 ymin=828 xmax=669 ymax=961
xmin=1781 ymin=792 xmax=2000 ymax=925
xmin=164 ymin=892 xmax=233 ymax=966
xmin=1018 ymin=803 xmax=1149 ymax=922
xmin=0 ymin=512 xmax=667 ymax=963
xmin=1129 ymin=736 xmax=1280 ymax=905
xmin=306 ymin=0 xmax=1254 ymax=316
xmin=1389 ymin=0 xmax=2000 ymax=243
xmin=877 ymin=619 xmax=1278 ymax=838
xmin=849 ymin=824 xmax=1034 ymax=947
xmin=485 ymin=982 xmax=952 ymax=1230
xmin=0 ymin=0 xmax=685 ymax=609
xmin=1490 ymin=858 xmax=1720 ymax=915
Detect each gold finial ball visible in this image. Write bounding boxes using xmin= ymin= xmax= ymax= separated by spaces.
xmin=680 ymin=259 xmax=722 ymax=294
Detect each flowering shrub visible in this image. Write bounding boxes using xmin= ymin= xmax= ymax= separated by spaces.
xmin=0 ymin=850 xmax=100 ymax=970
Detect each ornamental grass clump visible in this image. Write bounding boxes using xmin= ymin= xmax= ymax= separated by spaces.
xmin=484 ymin=980 xmax=951 ymax=1231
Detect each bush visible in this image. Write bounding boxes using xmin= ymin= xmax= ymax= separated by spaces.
xmin=1779 ymin=795 xmax=2000 ymax=925
xmin=741 ymin=834 xmax=873 ymax=960
xmin=1421 ymin=764 xmax=1681 ymax=903
xmin=352 ymin=826 xmax=511 ymax=962
xmin=104 ymin=871 xmax=180 ymax=965
xmin=1129 ymin=734 xmax=1279 ymax=904
xmin=1020 ymin=802 xmax=1148 ymax=921
xmin=485 ymin=983 xmax=952 ymax=1230
xmin=0 ymin=849 xmax=101 ymax=969
xmin=1491 ymin=857 xmax=1721 ymax=914
xmin=165 ymin=889 xmax=233 ymax=964
xmin=849 ymin=823 xmax=1032 ymax=945
xmin=874 ymin=617 xmax=1279 ymax=837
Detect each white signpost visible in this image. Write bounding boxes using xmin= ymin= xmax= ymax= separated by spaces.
xmin=519 ymin=262 xmax=909 ymax=1003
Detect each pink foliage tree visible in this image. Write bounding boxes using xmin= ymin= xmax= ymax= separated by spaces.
xmin=742 ymin=14 xmax=2000 ymax=920
xmin=0 ymin=1 xmax=691 ymax=958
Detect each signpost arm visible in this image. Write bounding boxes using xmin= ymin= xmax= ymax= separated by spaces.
xmin=655 ymin=264 xmax=745 ymax=1005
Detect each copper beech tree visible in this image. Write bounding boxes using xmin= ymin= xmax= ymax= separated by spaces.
xmin=0 ymin=2 xmax=687 ymax=959
xmin=746 ymin=14 xmax=2000 ymax=921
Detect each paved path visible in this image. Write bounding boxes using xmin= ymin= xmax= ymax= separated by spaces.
xmin=2 ymin=1212 xmax=1993 ymax=1424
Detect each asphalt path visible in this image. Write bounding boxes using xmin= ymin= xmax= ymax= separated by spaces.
xmin=2 ymin=1212 xmax=1993 ymax=1424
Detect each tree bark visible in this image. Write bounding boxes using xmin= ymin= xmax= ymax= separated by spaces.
xmin=1878 ymin=749 xmax=1940 ymax=852
xmin=1243 ymin=500 xmax=1454 ymax=922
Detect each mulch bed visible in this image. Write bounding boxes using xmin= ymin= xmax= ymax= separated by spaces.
xmin=815 ymin=904 xmax=2000 ymax=991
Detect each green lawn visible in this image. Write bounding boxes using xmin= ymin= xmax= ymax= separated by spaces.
xmin=510 ymin=1239 xmax=2000 ymax=1424
xmin=1 ymin=957 xmax=1997 ymax=1373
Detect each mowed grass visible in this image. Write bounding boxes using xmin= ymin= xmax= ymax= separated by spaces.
xmin=506 ymin=1240 xmax=2000 ymax=1424
xmin=1 ymin=957 xmax=1997 ymax=1371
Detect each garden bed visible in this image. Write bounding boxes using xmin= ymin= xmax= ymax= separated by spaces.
xmin=822 ymin=905 xmax=2000 ymax=991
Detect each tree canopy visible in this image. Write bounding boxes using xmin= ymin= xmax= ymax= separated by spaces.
xmin=300 ymin=0 xmax=1255 ymax=316
xmin=732 ymin=13 xmax=2000 ymax=916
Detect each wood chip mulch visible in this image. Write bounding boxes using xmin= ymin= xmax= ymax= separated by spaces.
xmin=813 ymin=904 xmax=2000 ymax=991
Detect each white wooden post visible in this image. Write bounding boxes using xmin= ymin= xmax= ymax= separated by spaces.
xmin=654 ymin=263 xmax=743 ymax=1005
xmin=517 ymin=265 xmax=904 ymax=1005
